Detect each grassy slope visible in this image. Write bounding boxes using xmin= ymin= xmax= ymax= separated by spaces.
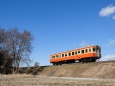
xmin=38 ymin=61 xmax=115 ymax=79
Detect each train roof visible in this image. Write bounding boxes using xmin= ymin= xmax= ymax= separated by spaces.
xmin=50 ymin=45 xmax=101 ymax=56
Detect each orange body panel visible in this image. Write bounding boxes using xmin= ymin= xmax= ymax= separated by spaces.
xmin=50 ymin=53 xmax=96 ymax=63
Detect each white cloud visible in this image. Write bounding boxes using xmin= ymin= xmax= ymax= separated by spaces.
xmin=99 ymin=4 xmax=115 ymax=17
xmin=100 ymin=55 xmax=115 ymax=61
xmin=109 ymin=39 xmax=115 ymax=45
xmin=80 ymin=41 xmax=87 ymax=47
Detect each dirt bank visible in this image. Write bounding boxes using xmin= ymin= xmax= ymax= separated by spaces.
xmin=38 ymin=61 xmax=115 ymax=79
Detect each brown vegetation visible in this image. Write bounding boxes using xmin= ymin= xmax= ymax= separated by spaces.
xmin=18 ymin=66 xmax=43 ymax=75
xmin=0 ymin=51 xmax=13 ymax=74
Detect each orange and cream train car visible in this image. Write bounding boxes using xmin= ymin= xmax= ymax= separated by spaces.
xmin=50 ymin=45 xmax=101 ymax=65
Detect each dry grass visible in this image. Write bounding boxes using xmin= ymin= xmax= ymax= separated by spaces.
xmin=1 ymin=61 xmax=115 ymax=86
xmin=0 ymin=75 xmax=115 ymax=86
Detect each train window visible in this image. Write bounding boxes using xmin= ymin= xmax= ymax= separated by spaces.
xmin=85 ymin=49 xmax=88 ymax=53
xmin=56 ymin=55 xmax=60 ymax=58
xmin=56 ymin=55 xmax=58 ymax=58
xmin=78 ymin=50 xmax=80 ymax=54
xmin=93 ymin=48 xmax=95 ymax=51
xmin=65 ymin=54 xmax=67 ymax=57
xmin=82 ymin=50 xmax=84 ymax=54
xmin=68 ymin=53 xmax=71 ymax=56
xmin=52 ymin=56 xmax=55 ymax=58
xmin=89 ymin=48 xmax=91 ymax=52
xmin=75 ymin=51 xmax=77 ymax=55
xmin=62 ymin=54 xmax=64 ymax=57
xmin=72 ymin=52 xmax=74 ymax=55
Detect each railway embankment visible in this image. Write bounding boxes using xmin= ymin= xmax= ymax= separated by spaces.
xmin=38 ymin=61 xmax=115 ymax=79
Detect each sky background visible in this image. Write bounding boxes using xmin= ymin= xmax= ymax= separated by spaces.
xmin=0 ymin=0 xmax=115 ymax=66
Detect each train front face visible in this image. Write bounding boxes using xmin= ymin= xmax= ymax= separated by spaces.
xmin=96 ymin=45 xmax=101 ymax=59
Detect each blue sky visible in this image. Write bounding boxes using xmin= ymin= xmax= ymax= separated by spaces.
xmin=0 ymin=0 xmax=115 ymax=66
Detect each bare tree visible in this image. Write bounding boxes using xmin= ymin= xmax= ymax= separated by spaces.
xmin=34 ymin=62 xmax=39 ymax=67
xmin=0 ymin=28 xmax=9 ymax=52
xmin=0 ymin=28 xmax=33 ymax=73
